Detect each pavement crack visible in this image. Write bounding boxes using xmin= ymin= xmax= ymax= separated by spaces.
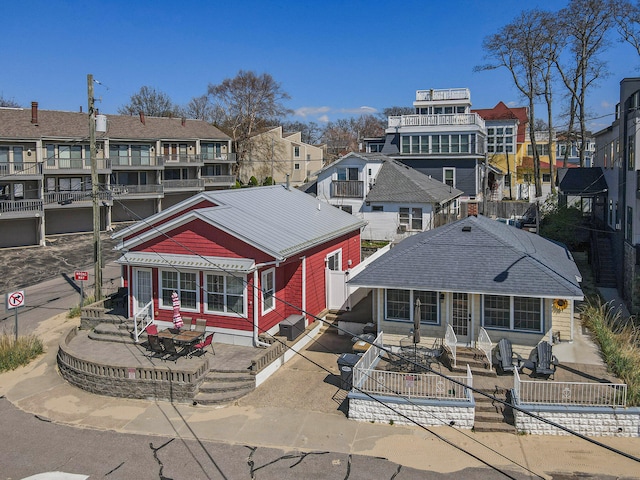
xmin=105 ymin=461 xmax=125 ymax=476
xmin=246 ymin=446 xmax=330 ymax=477
xmin=389 ymin=464 xmax=402 ymax=479
xmin=343 ymin=454 xmax=352 ymax=479
xmin=34 ymin=414 xmax=52 ymax=422
xmin=150 ymin=438 xmax=174 ymax=480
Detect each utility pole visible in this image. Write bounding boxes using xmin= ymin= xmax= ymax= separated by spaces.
xmin=88 ymin=74 xmax=102 ymax=301
xmin=482 ymin=153 xmax=489 ymax=215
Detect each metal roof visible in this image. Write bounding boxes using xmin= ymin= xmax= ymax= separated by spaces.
xmin=349 ymin=215 xmax=584 ymax=299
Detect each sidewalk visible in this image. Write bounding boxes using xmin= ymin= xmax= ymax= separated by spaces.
xmin=1 ymin=313 xmax=639 ymax=478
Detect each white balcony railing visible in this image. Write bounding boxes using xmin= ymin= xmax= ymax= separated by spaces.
xmin=202 ymin=175 xmax=236 ymax=186
xmin=110 ymin=184 xmax=164 ymax=195
xmin=0 ymin=162 xmax=42 ymax=176
xmin=415 ymin=88 xmax=470 ymax=102
xmin=162 ymin=179 xmax=205 ymax=190
xmin=388 ymin=113 xmax=485 ymax=130
xmin=0 ymin=199 xmax=43 ymax=214
xmin=44 ymin=190 xmax=111 ymax=205
xmin=201 ymin=152 xmax=236 ymax=163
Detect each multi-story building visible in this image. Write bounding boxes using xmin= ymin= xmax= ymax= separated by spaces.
xmin=556 ymin=132 xmax=595 ymax=168
xmin=0 ymin=102 xmax=234 ymax=248
xmin=517 ymin=129 xmax=558 ymax=200
xmin=242 ymin=126 xmax=324 ymax=187
xmin=593 ymin=77 xmax=640 ymax=314
xmin=364 ymin=88 xmax=486 ymax=210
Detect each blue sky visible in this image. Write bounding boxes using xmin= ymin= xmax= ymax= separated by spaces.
xmin=2 ymin=0 xmax=638 ymax=132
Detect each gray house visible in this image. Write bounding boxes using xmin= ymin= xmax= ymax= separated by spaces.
xmin=348 ymin=214 xmax=584 ymax=355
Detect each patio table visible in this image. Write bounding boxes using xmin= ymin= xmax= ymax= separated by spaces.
xmin=158 ymin=329 xmax=203 ymax=347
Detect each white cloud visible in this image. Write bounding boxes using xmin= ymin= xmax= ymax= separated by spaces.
xmin=339 ymin=106 xmax=378 ymax=115
xmin=601 ymin=100 xmax=612 ymax=109
xmin=506 ymin=101 xmax=519 ymax=108
xmin=318 ymin=114 xmax=330 ymax=123
xmin=294 ymin=106 xmax=330 ymax=118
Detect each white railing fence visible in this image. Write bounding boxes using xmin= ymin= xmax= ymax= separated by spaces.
xmin=355 ymin=331 xmax=384 ymax=371
xmin=476 ymin=327 xmax=493 ymax=372
xmin=444 ymin=324 xmax=457 ymax=368
xmin=133 ymin=300 xmax=154 ymax=343
xmin=514 ymin=369 xmax=627 ymax=407
xmin=355 ymin=368 xmax=471 ymax=400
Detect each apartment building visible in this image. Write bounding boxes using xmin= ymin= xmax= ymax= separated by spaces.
xmin=0 ymin=102 xmax=234 ymax=248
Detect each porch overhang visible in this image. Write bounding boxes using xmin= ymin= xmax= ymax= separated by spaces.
xmin=116 ymin=251 xmax=256 ymax=273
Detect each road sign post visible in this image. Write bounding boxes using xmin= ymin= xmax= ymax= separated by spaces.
xmin=74 ymin=271 xmax=89 ymax=307
xmin=7 ymin=290 xmax=25 ymax=341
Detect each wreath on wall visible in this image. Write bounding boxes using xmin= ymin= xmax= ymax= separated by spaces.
xmin=553 ymin=298 xmax=568 ymax=311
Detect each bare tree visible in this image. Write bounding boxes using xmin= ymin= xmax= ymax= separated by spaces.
xmin=0 ymin=95 xmax=20 ymax=108
xmin=613 ymin=0 xmax=640 ymax=55
xmin=281 ymin=120 xmax=323 ymax=145
xmin=207 ymin=70 xmax=292 ymax=175
xmin=118 ymin=86 xmax=180 ymax=117
xmin=321 ymin=115 xmax=385 ymax=162
xmin=184 ymin=95 xmax=216 ymax=122
xmin=555 ymin=0 xmax=614 ymax=167
xmin=476 ymin=9 xmax=551 ymax=198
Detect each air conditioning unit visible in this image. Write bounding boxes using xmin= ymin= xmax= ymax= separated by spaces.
xmin=615 ymin=223 xmax=621 ymax=231
xmin=397 ymin=225 xmax=407 ymax=233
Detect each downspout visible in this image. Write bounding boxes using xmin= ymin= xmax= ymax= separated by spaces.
xmin=252 ymin=259 xmax=280 ymax=348
xmin=301 ymin=256 xmax=307 ymax=324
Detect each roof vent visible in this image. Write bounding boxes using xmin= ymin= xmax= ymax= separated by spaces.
xmin=462 ymin=226 xmax=472 ymax=232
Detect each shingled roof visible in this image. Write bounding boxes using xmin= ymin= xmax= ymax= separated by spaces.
xmin=0 ymin=105 xmax=230 ymax=140
xmin=349 ymin=215 xmax=583 ymax=299
xmin=365 ymin=159 xmax=463 ymax=204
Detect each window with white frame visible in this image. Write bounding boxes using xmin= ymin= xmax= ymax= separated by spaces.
xmin=337 ymin=167 xmax=358 ymax=181
xmin=385 ymin=289 xmax=439 ymax=324
xmin=326 ymin=250 xmax=342 ymax=271
xmin=160 ymin=270 xmax=198 ymax=310
xmin=443 ymin=168 xmax=455 ymax=187
xmin=205 ymin=273 xmax=245 ymax=315
xmin=483 ymin=295 xmax=543 ymax=332
xmin=486 ymin=126 xmax=515 ymax=154
xmin=261 ymin=268 xmax=275 ymax=313
xmin=399 ymin=207 xmax=423 ymax=230
xmin=294 ymin=146 xmax=300 ymax=157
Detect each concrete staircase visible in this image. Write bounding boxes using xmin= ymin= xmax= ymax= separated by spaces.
xmin=193 ymin=370 xmax=255 ymax=405
xmin=88 ymin=320 xmax=137 ymax=344
xmin=446 ymin=346 xmax=496 ymax=377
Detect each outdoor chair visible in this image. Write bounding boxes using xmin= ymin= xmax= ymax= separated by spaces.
xmin=193 ymin=318 xmax=207 ymax=333
xmin=160 ymin=337 xmax=187 ymax=361
xmin=145 ymin=324 xmax=158 ymax=336
xmin=494 ymin=338 xmax=523 ymax=374
xmin=189 ymin=333 xmax=215 ymax=357
xmin=146 ymin=334 xmax=165 ymax=358
xmin=527 ymin=341 xmax=559 ymax=378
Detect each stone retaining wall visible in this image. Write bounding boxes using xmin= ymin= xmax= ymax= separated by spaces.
xmin=513 ymin=400 xmax=640 ymax=437
xmin=57 ymin=327 xmax=209 ymax=403
xmin=347 ymin=392 xmax=475 ymax=428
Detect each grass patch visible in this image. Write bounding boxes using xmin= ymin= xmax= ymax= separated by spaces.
xmin=361 ymin=240 xmax=390 ymax=249
xmin=0 ymin=333 xmax=44 ymax=372
xmin=68 ymin=295 xmax=96 ymax=318
xmin=580 ymin=298 xmax=640 ymax=406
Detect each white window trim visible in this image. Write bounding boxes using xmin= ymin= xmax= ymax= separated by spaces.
xmin=443 ymin=167 xmax=456 ymax=188
xmin=203 ymin=273 xmax=248 ymax=318
xmin=261 ymin=268 xmax=276 ymax=315
xmin=481 ymin=295 xmax=544 ymax=333
xmin=158 ymin=269 xmax=200 ymax=313
xmin=325 ymin=249 xmax=342 ymax=271
xmin=384 ymin=288 xmax=440 ymax=325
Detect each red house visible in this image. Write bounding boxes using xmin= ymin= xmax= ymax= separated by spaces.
xmin=112 ymin=185 xmax=366 ymax=346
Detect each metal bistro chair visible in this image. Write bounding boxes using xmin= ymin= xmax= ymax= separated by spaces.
xmin=160 ymin=337 xmax=187 ymax=361
xmin=189 ymin=333 xmax=215 ymax=357
xmin=146 ymin=334 xmax=165 ymax=358
xmin=193 ymin=318 xmax=207 ymax=333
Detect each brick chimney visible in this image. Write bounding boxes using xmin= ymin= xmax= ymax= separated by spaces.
xmin=31 ymin=101 xmax=38 ymax=124
xmin=181 ymin=117 xmax=186 ymax=127
xmin=139 ymin=111 xmax=145 ymax=125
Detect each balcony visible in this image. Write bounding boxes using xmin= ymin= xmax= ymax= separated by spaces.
xmin=163 ymin=179 xmax=205 ymax=191
xmin=0 ymin=199 xmax=43 ymax=218
xmin=157 ymin=154 xmax=204 ymax=166
xmin=200 ymin=153 xmax=236 ymax=163
xmin=202 ymin=175 xmax=236 ymax=188
xmin=43 ymin=158 xmax=111 ymax=173
xmin=331 ymin=180 xmax=364 ymax=198
xmin=415 ymin=88 xmax=470 ymax=102
xmin=0 ymin=161 xmax=42 ymax=178
xmin=388 ymin=113 xmax=485 ymax=130
xmin=110 ymin=184 xmax=164 ymax=198
xmin=44 ymin=190 xmax=112 ymax=209
xmin=109 ymin=156 xmax=162 ymax=169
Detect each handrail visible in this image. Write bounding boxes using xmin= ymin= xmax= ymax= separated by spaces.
xmin=476 ymin=327 xmax=493 ymax=372
xmin=516 ymin=377 xmax=627 ymax=407
xmin=444 ymin=324 xmax=457 ymax=368
xmin=133 ymin=300 xmax=154 ymax=343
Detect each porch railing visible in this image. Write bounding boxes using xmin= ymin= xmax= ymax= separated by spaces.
xmin=388 ymin=113 xmax=485 ymax=129
xmin=476 ymin=327 xmax=493 ymax=372
xmin=133 ymin=300 xmax=154 ymax=343
xmin=355 ymin=331 xmax=384 ymax=371
xmin=0 ymin=199 xmax=43 ymax=214
xmin=331 ymin=180 xmax=364 ymax=198
xmin=513 ymin=369 xmax=627 ymax=407
xmin=444 ymin=324 xmax=457 ymax=368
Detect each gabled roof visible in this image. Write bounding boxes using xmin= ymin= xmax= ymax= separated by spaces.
xmin=114 ymin=185 xmax=366 ymax=261
xmin=557 ymin=167 xmax=608 ymax=195
xmin=314 ymin=151 xmax=389 ymax=176
xmin=365 ymin=159 xmax=463 ymax=204
xmin=473 ymin=101 xmax=529 ymax=142
xmin=0 ymin=106 xmax=230 ymax=140
xmin=348 ymin=215 xmax=583 ymax=299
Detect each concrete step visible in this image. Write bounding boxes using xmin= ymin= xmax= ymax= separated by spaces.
xmin=198 ymin=379 xmax=254 ymax=394
xmin=88 ymin=323 xmax=136 ymax=344
xmin=473 ymin=423 xmax=516 ymax=433
xmin=193 ymin=385 xmax=255 ymax=405
xmin=87 ymin=331 xmax=136 ymax=344
xmin=203 ymin=371 xmax=253 ymax=382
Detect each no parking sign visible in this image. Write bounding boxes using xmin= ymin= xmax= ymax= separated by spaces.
xmin=7 ymin=290 xmax=25 ymax=309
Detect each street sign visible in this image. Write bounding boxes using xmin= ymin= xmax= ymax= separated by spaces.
xmin=75 ymin=271 xmax=89 ymax=281
xmin=7 ymin=290 xmax=25 ymax=309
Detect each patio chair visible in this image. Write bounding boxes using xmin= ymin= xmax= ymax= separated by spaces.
xmin=494 ymin=338 xmax=523 ymax=374
xmin=146 ymin=334 xmax=165 ymax=358
xmin=193 ymin=318 xmax=207 ymax=333
xmin=188 ymin=333 xmax=215 ymax=357
xmin=529 ymin=341 xmax=559 ymax=379
xmin=145 ymin=324 xmax=158 ymax=336
xmin=160 ymin=337 xmax=187 ymax=361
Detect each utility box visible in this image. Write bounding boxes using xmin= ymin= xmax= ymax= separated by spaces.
xmin=337 ymin=353 xmax=362 ymax=390
xmin=279 ymin=314 xmax=305 ymax=341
